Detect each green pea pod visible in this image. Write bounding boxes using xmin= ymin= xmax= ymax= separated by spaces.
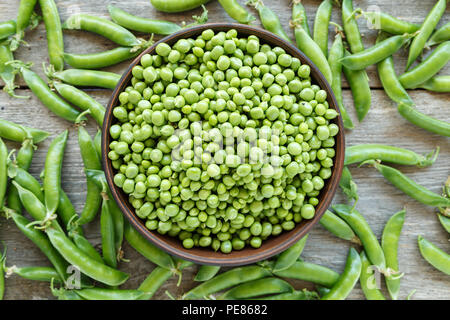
xmin=361 ymin=11 xmax=420 ymax=35
xmin=0 ymin=20 xmax=16 ymax=40
xmin=292 ymin=0 xmax=311 ymax=37
xmin=100 ymin=200 xmax=117 ymax=268
xmin=272 ymin=234 xmax=308 ymax=273
xmin=218 ymin=0 xmax=254 ymax=24
xmin=319 ymin=210 xmax=360 ymax=244
xmin=406 ymin=0 xmax=447 ymax=70
xmin=321 ymin=247 xmax=361 ymax=300
xmin=328 ymin=29 xmax=354 ymax=129
xmin=438 ymin=214 xmax=450 ymax=233
xmin=313 ymin=0 xmax=333 ymax=57
xmin=93 ymin=130 xmax=102 ymax=159
xmin=0 ymin=246 xmax=5 ymax=300
xmin=0 ymin=118 xmax=49 ymax=144
xmin=427 ymin=22 xmax=450 ymax=46
xmin=0 ymin=45 xmax=29 ymax=99
xmin=39 ymin=0 xmax=64 ymax=71
xmin=415 ymin=75 xmax=450 ymax=92
xmin=57 ymin=190 xmax=83 ymax=235
xmin=8 ymin=164 xmax=44 ymax=203
xmin=71 ymin=233 xmax=103 ymax=264
xmin=418 ymin=235 xmax=450 ymax=275
xmin=339 ymin=166 xmax=358 ymax=203
xmin=332 ymin=204 xmax=386 ymax=273
xmin=46 ymin=227 xmax=129 ymax=286
xmin=11 ymin=0 xmax=38 ymax=50
xmin=400 ymin=41 xmax=450 ymax=89
xmin=218 ymin=277 xmax=294 ymax=300
xmin=273 ymin=260 xmax=339 ymax=288
xmin=138 ymin=267 xmax=173 ymax=299
xmin=248 ymin=0 xmax=291 ymax=43
xmin=194 ymin=265 xmax=221 ymax=282
xmin=49 ymin=68 xmax=121 ymax=90
xmin=344 ymin=144 xmax=439 ymax=167
xmin=51 ymin=285 xmax=84 ymax=300
xmin=183 ymin=266 xmax=272 ymax=300
xmin=6 ymin=266 xmax=63 ymax=283
xmin=72 ymin=288 xmax=150 ymax=300
xmin=367 ymin=160 xmax=450 ymax=209
xmin=342 ymin=51 xmax=371 ymax=122
xmin=150 ymin=0 xmax=210 ymax=13
xmin=252 ymin=290 xmax=319 ymax=300
xmin=397 ymin=102 xmax=450 ymax=138
xmin=44 ymin=130 xmax=68 ymax=216
xmin=359 ymin=251 xmax=386 ymax=300
xmin=382 ymin=209 xmax=406 ymax=300
xmin=0 ymin=138 xmax=7 ymax=208
xmin=342 ymin=0 xmax=364 ymax=53
xmin=108 ymin=5 xmax=182 ymax=35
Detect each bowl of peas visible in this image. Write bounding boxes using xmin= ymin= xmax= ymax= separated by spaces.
xmin=102 ymin=23 xmax=345 ymax=266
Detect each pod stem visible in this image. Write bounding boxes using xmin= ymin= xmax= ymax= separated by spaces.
xmin=246 ymin=0 xmax=264 ymax=10
xmin=184 ymin=5 xmax=209 ymax=28
xmin=25 ymin=212 xmax=58 ymax=230
xmin=419 ymin=146 xmax=440 ymax=167
xmin=4 ymin=265 xmax=17 ymax=278
xmin=131 ymin=34 xmax=154 ymax=53
xmin=346 ymin=8 xmax=363 ymax=23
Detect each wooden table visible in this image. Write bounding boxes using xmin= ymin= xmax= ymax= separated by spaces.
xmin=0 ymin=0 xmax=449 ymax=300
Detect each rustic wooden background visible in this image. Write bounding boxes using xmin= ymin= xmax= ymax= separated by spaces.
xmin=0 ymin=0 xmax=449 ymax=300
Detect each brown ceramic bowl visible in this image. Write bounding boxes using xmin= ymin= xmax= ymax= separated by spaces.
xmin=102 ymin=23 xmax=345 ymax=266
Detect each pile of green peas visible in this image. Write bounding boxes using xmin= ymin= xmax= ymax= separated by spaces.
xmin=108 ymin=28 xmax=339 ymax=253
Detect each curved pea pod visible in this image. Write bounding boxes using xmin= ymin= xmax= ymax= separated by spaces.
xmin=292 ymin=0 xmax=310 ymax=37
xmin=427 ymin=22 xmax=450 ymax=46
xmin=69 ymin=288 xmax=150 ymax=300
xmin=438 ymin=214 xmax=450 ymax=233
xmin=342 ymin=51 xmax=371 ymax=122
xmin=138 ymin=267 xmax=173 ymax=299
xmin=5 ymin=266 xmax=63 ymax=283
xmin=93 ymin=130 xmax=102 ymax=159
xmin=108 ymin=5 xmax=182 ymax=35
xmin=46 ymin=227 xmax=129 ymax=286
xmin=11 ymin=0 xmax=39 ymax=50
xmin=0 ymin=20 xmax=16 ymax=40
xmin=344 ymin=144 xmax=439 ymax=167
xmin=150 ymin=0 xmax=210 ymax=13
xmin=0 ymin=118 xmax=49 ymax=144
xmin=100 ymin=200 xmax=117 ymax=268
xmin=366 ymin=160 xmax=450 ymax=210
xmin=397 ymin=103 xmax=450 ymax=138
xmin=272 ymin=234 xmax=308 ymax=273
xmin=273 ymin=260 xmax=340 ymax=288
xmin=57 ymin=190 xmax=83 ymax=235
xmin=414 ymin=75 xmax=450 ymax=93
xmin=124 ymin=221 xmax=175 ymax=270
xmin=341 ymin=34 xmax=412 ymax=70
xmin=217 ymin=277 xmax=294 ymax=300
xmin=339 ymin=166 xmax=358 ymax=203
xmin=252 ymin=289 xmax=319 ymax=300
xmin=406 ymin=0 xmax=447 ymax=70
xmin=49 ymin=68 xmax=120 ymax=90
xmin=400 ymin=41 xmax=450 ymax=89
xmin=359 ymin=251 xmax=386 ymax=300
xmin=342 ymin=0 xmax=364 ymax=53
xmin=194 ymin=265 xmax=221 ymax=282
xmin=0 ymin=45 xmax=28 ymax=99
xmin=218 ymin=0 xmax=254 ymax=24
xmin=39 ymin=0 xmax=64 ymax=71
xmin=321 ymin=247 xmax=361 ymax=300
xmin=332 ymin=204 xmax=387 ymax=274
xmin=51 ymin=285 xmax=84 ymax=300
xmin=71 ymin=233 xmax=103 ymax=264
xmin=8 ymin=164 xmax=44 ymax=203
xmin=0 ymin=138 xmax=7 ymax=208
xmin=248 ymin=0 xmax=291 ymax=43
xmin=183 ymin=266 xmax=272 ymax=300
xmin=319 ymin=210 xmax=360 ymax=244
xmin=361 ymin=11 xmax=420 ymax=35
xmin=313 ymin=0 xmax=333 ymax=57
xmin=382 ymin=209 xmax=405 ymax=300
xmin=418 ymin=235 xmax=450 ymax=275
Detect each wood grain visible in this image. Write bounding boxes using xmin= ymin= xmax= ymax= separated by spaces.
xmin=0 ymin=0 xmax=449 ymax=300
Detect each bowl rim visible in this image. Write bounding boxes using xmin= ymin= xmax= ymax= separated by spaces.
xmin=102 ymin=23 xmax=345 ymax=266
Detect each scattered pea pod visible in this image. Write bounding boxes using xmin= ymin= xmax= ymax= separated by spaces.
xmin=248 ymin=0 xmax=291 ymax=43
xmin=218 ymin=277 xmax=294 ymax=300
xmin=427 ymin=21 xmax=450 ymax=46
xmin=438 ymin=213 xmax=450 ymax=233
xmin=39 ymin=0 xmax=64 ymax=71
xmin=414 ymin=75 xmax=450 ymax=92
xmin=70 ymin=233 xmax=104 ymax=264
xmin=339 ymin=166 xmax=358 ymax=203
xmin=138 ymin=267 xmax=173 ymax=299
xmin=218 ymin=0 xmax=254 ymax=24
xmin=400 ymin=41 xmax=450 ymax=89
xmin=321 ymin=247 xmax=361 ymax=300
xmin=100 ymin=199 xmax=117 ymax=268
xmin=397 ymin=102 xmax=450 ymax=138
xmin=253 ymin=289 xmax=318 ymax=300
xmin=150 ymin=0 xmax=210 ymax=13
xmin=0 ymin=45 xmax=28 ymax=99
xmin=93 ymin=130 xmax=102 ymax=158
xmin=194 ymin=265 xmax=221 ymax=282
xmin=0 ymin=138 xmax=7 ymax=209
xmin=48 ymin=68 xmax=120 ymax=90
xmin=272 ymin=234 xmax=308 ymax=273
xmin=319 ymin=210 xmax=360 ymax=244
xmin=292 ymin=0 xmax=310 ymax=37
xmin=359 ymin=251 xmax=385 ymax=300
xmin=64 ymin=288 xmax=150 ymax=300
xmin=417 ymin=235 xmax=450 ymax=275
xmin=333 ymin=204 xmax=387 ymax=273
xmin=5 ymin=265 xmax=62 ymax=283
xmin=406 ymin=0 xmax=447 ymax=70
xmin=366 ymin=160 xmax=450 ymax=209
xmin=0 ymin=118 xmax=49 ymax=144
xmin=183 ymin=266 xmax=272 ymax=300
xmin=344 ymin=144 xmax=439 ymax=167
xmin=313 ymin=0 xmax=333 ymax=57
xmin=57 ymin=190 xmax=83 ymax=235
xmin=382 ymin=209 xmax=406 ymax=300
xmin=0 ymin=20 xmax=16 ymax=40
xmin=8 ymin=164 xmax=44 ymax=203
xmin=10 ymin=0 xmax=39 ymax=51
xmin=342 ymin=0 xmax=364 ymax=53
xmin=361 ymin=10 xmax=420 ymax=35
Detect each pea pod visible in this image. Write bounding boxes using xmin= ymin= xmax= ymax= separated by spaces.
xmin=10 ymin=0 xmax=39 ymax=51
xmin=0 ymin=118 xmax=49 ymax=144
xmin=382 ymin=209 xmax=406 ymax=300
xmin=400 ymin=41 xmax=450 ymax=89
xmin=218 ymin=277 xmax=294 ymax=300
xmin=46 ymin=227 xmax=129 ymax=286
xmin=39 ymin=0 xmax=64 ymax=70
xmin=321 ymin=248 xmax=361 ymax=300
xmin=406 ymin=0 xmax=447 ymax=70
xmin=366 ymin=160 xmax=450 ymax=210
xmin=339 ymin=166 xmax=358 ymax=203
xmin=150 ymin=0 xmax=210 ymax=13
xmin=49 ymin=68 xmax=120 ymax=90
xmin=344 ymin=144 xmax=439 ymax=167
xmin=333 ymin=204 xmax=387 ymax=273
xmin=63 ymin=47 xmax=144 ymax=70
xmin=361 ymin=11 xmax=420 ymax=35
xmin=0 ymin=45 xmax=28 ymax=99
xmin=138 ymin=267 xmax=173 ymax=299
xmin=93 ymin=130 xmax=102 ymax=160
xmin=414 ymin=75 xmax=450 ymax=92
xmin=313 ymin=0 xmax=333 ymax=57
xmin=44 ymin=130 xmax=68 ymax=216
xmin=68 ymin=288 xmax=149 ymax=300
xmin=427 ymin=22 xmax=450 ymax=46
xmin=248 ymin=0 xmax=291 ymax=43
xmin=218 ymin=0 xmax=254 ymax=24
xmin=253 ymin=290 xmax=318 ymax=300
xmin=272 ymin=234 xmax=308 ymax=272
xmin=0 ymin=20 xmax=16 ymax=41
xmin=100 ymin=200 xmax=117 ymax=268
xmin=8 ymin=164 xmax=44 ymax=203
xmin=0 ymin=138 xmax=7 ymax=208
xmin=273 ymin=260 xmax=340 ymax=288
xmin=5 ymin=266 xmax=62 ymax=283
xmin=194 ymin=265 xmax=221 ymax=282
xmin=57 ymin=190 xmax=83 ymax=235
xmin=418 ymin=235 xmax=450 ymax=275
xmin=342 ymin=0 xmax=364 ymax=53
xmin=0 ymin=246 xmax=5 ymax=300
xmin=397 ymin=102 xmax=450 ymax=138
xmin=70 ymin=233 xmax=103 ymax=264
xmin=359 ymin=251 xmax=385 ymax=300
xmin=319 ymin=210 xmax=360 ymax=244
xmin=183 ymin=266 xmax=272 ymax=300
xmin=292 ymin=0 xmax=311 ymax=37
